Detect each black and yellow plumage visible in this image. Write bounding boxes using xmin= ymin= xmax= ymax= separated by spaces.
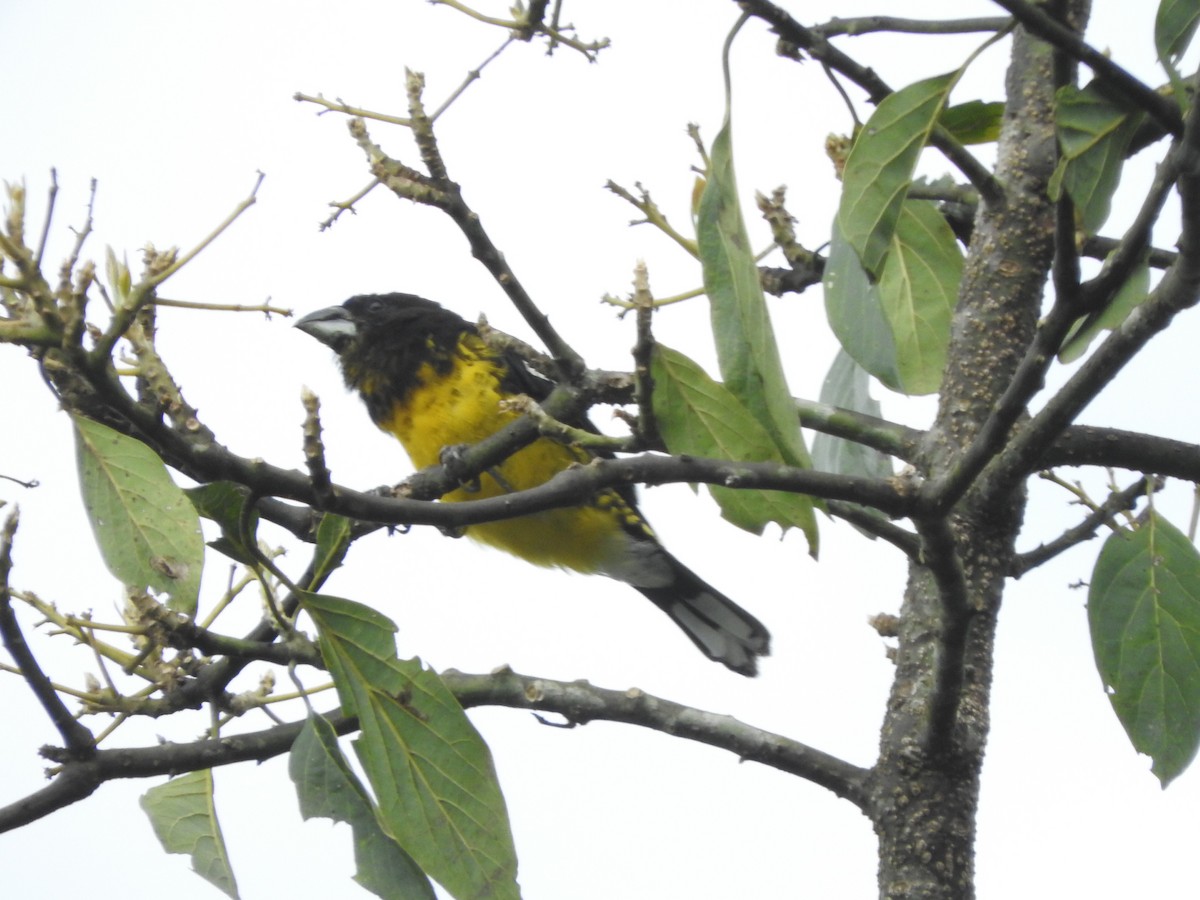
xmin=295 ymin=293 xmax=770 ymax=675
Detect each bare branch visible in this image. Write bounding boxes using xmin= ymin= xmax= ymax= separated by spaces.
xmin=795 ymin=399 xmax=923 ymax=464
xmin=0 ymin=510 xmax=96 ymax=755
xmin=1042 ymin=426 xmax=1200 ymax=481
xmin=446 ymin=669 xmax=871 ymax=808
xmin=1012 ymin=475 xmax=1160 ymax=576
xmin=813 ymin=16 xmax=1013 ymax=37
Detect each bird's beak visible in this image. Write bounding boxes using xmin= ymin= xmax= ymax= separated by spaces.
xmin=294 ymin=305 xmax=357 ymax=351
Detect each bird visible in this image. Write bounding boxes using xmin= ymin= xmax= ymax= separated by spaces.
xmin=295 ymin=293 xmax=770 ymax=675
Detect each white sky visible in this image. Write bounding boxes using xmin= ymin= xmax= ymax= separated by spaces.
xmin=1 ymin=2 xmax=1197 ymax=898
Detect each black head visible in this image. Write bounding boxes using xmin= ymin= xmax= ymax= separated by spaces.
xmin=295 ymin=293 xmax=476 ymax=418
xmin=294 ymin=293 xmax=466 ymax=354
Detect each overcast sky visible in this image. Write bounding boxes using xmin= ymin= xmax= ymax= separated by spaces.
xmin=2 ymin=2 xmax=1197 ymax=898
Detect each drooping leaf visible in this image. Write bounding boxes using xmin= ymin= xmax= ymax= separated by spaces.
xmin=185 ymin=481 xmax=258 ymax=566
xmin=290 ymin=713 xmax=437 ymax=900
xmin=651 ymin=343 xmax=817 ymax=536
xmin=1049 ymin=82 xmax=1145 ymax=235
xmin=1089 ymin=512 xmax=1200 ymax=786
xmin=696 ymin=74 xmax=818 ymax=553
xmin=837 ymin=72 xmax=957 ymax=278
xmin=1156 ymin=0 xmax=1199 ymax=114
xmin=302 ymin=591 xmax=519 ymax=900
xmin=1058 ymin=254 xmax=1151 ymax=363
xmin=811 ymin=349 xmax=893 ymax=482
xmin=1156 ymin=0 xmax=1200 ymax=64
xmin=939 ymin=100 xmax=1005 ymax=145
xmin=824 ymin=219 xmax=900 ymax=388
xmin=876 ymin=200 xmax=961 ymax=394
xmin=73 ymin=414 xmax=204 ymax=614
xmin=812 ymin=350 xmax=893 ymax=539
xmin=825 ymin=201 xmax=960 ymax=395
xmin=141 ymin=770 xmax=240 ymax=899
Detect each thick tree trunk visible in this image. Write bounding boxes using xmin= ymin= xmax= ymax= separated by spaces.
xmin=869 ymin=14 xmax=1075 ymax=897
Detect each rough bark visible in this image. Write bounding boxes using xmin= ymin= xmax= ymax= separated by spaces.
xmin=868 ymin=15 xmax=1071 ymax=898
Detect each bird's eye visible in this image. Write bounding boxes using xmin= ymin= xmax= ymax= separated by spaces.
xmin=367 ymin=299 xmax=384 ymax=314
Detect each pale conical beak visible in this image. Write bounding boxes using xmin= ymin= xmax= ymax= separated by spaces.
xmin=294 ymin=305 xmax=357 ymax=351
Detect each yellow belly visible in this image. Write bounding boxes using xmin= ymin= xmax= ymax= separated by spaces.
xmin=379 ymin=357 xmax=628 ymax=573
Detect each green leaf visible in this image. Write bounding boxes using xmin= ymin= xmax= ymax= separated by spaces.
xmin=1089 ymin=512 xmax=1200 ymax=786
xmin=185 ymin=481 xmax=258 ymax=566
xmin=876 ymin=200 xmax=961 ymax=393
xmin=290 ymin=713 xmax=437 ymax=900
xmin=1049 ymin=82 xmax=1144 ymax=236
xmin=939 ymin=100 xmax=1005 ymax=145
xmin=824 ymin=220 xmax=900 ymax=387
xmin=141 ymin=770 xmax=240 ymax=899
xmin=1156 ymin=0 xmax=1199 ymax=114
xmin=811 ymin=349 xmax=893 ymax=481
xmin=1058 ymin=254 xmax=1151 ymax=363
xmin=73 ymin=414 xmax=204 ymax=614
xmin=812 ymin=351 xmax=892 ymax=540
xmin=1156 ymin=0 xmax=1200 ymax=63
xmin=302 ymin=592 xmax=519 ymax=900
xmin=313 ymin=513 xmax=354 ymax=585
xmin=651 ymin=343 xmax=817 ymax=537
xmin=837 ymin=72 xmax=956 ymax=277
xmin=825 ymin=201 xmax=960 ymax=395
xmin=696 ymin=85 xmax=819 ymax=553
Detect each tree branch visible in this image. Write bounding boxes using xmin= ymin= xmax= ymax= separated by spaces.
xmin=352 ymin=75 xmax=587 ymax=381
xmin=0 ymin=709 xmax=358 ymax=833
xmin=813 ymin=16 xmax=1012 ymax=37
xmin=1011 ymin=474 xmax=1159 ymax=576
xmin=737 ymin=0 xmax=1001 ymax=202
xmin=447 ymin=669 xmax=872 ymax=809
xmin=983 ymin=98 xmax=1200 ymax=496
xmin=1042 ymin=426 xmax=1200 ymax=480
xmin=1078 ymin=147 xmax=1180 ymax=311
xmin=1 ymin=664 xmax=874 ymax=834
xmin=913 ymin=516 xmax=972 ymax=756
xmin=796 ymin=398 xmax=923 ymax=464
xmin=0 ymin=510 xmax=95 ymax=756
xmin=990 ymin=0 xmax=1183 ymax=138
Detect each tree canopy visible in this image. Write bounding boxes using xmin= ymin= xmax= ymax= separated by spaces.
xmin=3 ymin=2 xmax=1200 ymax=898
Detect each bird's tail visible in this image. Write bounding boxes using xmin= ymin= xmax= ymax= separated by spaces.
xmin=635 ymin=555 xmax=771 ymax=677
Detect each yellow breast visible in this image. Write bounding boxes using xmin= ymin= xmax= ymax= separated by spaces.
xmin=377 ymin=348 xmax=635 ymax=573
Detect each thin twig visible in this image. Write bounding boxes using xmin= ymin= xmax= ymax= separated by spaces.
xmin=302 ymin=387 xmax=334 ymax=507
xmin=631 ymin=261 xmax=660 ymax=446
xmin=0 ymin=509 xmax=96 ymax=755
xmin=293 ymin=92 xmax=412 ymax=126
xmin=1012 ymin=475 xmax=1160 ymax=576
xmin=319 ymin=177 xmax=381 ymax=231
xmin=605 ymin=180 xmax=699 ymax=257
xmin=89 ymin=173 xmax=265 ymax=366
xmin=827 ymin=501 xmax=921 ymax=558
xmin=153 ymin=297 xmax=292 ymax=316
xmin=814 ymin=16 xmax=1013 ymax=37
xmin=431 ymin=37 xmax=514 ymax=120
xmin=33 ymin=169 xmax=57 ymax=270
